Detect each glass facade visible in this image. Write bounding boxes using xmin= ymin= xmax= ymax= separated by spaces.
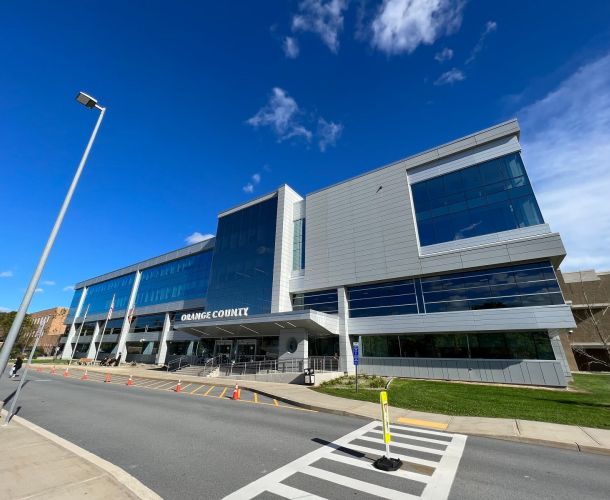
xmin=292 ymin=289 xmax=339 ymax=314
xmin=100 ymin=318 xmax=123 ymax=336
xmin=81 ymin=274 xmax=135 ymax=316
xmin=66 ymin=287 xmax=83 ymax=322
xmin=130 ymin=313 xmax=165 ymax=333
xmin=348 ymin=280 xmax=417 ymax=318
xmin=411 ymin=153 xmax=544 ymax=246
xmin=207 ymin=196 xmax=278 ymax=315
xmin=135 ymin=251 xmax=213 ymax=308
xmin=292 ymin=219 xmax=306 ymax=271
xmin=361 ymin=332 xmax=555 ymax=360
xmin=345 ymin=261 xmax=563 ymax=318
xmin=421 ymin=261 xmax=563 ymax=313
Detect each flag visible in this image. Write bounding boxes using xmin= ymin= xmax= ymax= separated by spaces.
xmin=127 ymin=306 xmax=135 ymax=325
xmin=107 ymin=294 xmax=115 ymax=321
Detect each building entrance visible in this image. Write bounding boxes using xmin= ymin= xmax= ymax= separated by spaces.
xmin=213 ymin=340 xmax=233 ymax=362
xmin=236 ymin=339 xmax=257 ymax=361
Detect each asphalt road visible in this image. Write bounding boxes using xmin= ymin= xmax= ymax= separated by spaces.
xmin=2 ymin=372 xmax=609 ymax=500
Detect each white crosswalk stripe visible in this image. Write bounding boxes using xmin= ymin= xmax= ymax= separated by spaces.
xmin=223 ymin=420 xmax=467 ymax=500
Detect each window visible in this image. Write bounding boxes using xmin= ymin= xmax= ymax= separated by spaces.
xmin=411 ymin=153 xmax=544 ymax=246
xmin=130 ymin=314 xmax=166 ymax=334
xmin=66 ymin=288 xmax=83 ymax=323
xmin=81 ymin=274 xmax=135 ymax=316
xmin=207 ymin=196 xmax=278 ymax=315
xmin=361 ymin=332 xmax=555 ymax=360
xmin=421 ymin=261 xmax=563 ymax=313
xmin=292 ymin=219 xmax=306 ymax=271
xmin=292 ymin=289 xmax=338 ymax=314
xmin=348 ymin=280 xmax=417 ymax=318
xmin=136 ymin=251 xmax=213 ymax=308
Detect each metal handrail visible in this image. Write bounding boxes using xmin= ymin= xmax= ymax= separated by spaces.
xmin=166 ymin=355 xmax=190 ymax=372
xmin=215 ymin=356 xmax=339 ymax=377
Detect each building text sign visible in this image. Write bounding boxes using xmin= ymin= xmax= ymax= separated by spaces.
xmin=180 ymin=308 xmax=249 ymax=322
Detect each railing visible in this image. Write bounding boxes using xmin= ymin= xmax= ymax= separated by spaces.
xmin=166 ymin=355 xmax=191 ymax=372
xmin=309 ymin=356 xmax=339 ymax=372
xmin=125 ymin=353 xmax=157 ymax=364
xmin=216 ymin=356 xmax=339 ymax=377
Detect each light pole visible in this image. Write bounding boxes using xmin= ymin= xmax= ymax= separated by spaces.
xmin=0 ymin=92 xmax=106 ymax=376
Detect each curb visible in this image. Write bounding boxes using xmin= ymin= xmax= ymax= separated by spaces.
xmin=1 ymin=409 xmax=162 ymax=500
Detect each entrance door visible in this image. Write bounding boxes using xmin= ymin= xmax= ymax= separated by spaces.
xmin=236 ymin=339 xmax=257 ymax=362
xmin=214 ymin=340 xmax=233 ymax=363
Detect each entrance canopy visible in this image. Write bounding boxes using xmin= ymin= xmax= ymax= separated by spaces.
xmin=173 ymin=310 xmax=339 ymax=339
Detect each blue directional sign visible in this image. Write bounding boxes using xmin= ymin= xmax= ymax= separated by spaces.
xmin=352 ymin=343 xmax=360 ymax=366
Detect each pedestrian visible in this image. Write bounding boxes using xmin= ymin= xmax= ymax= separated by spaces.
xmin=9 ymin=356 xmax=23 ymax=378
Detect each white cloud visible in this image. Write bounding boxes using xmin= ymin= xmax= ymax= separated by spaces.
xmin=518 ymin=53 xmax=610 ymax=271
xmin=283 ymin=36 xmax=300 ymax=58
xmin=35 ymin=288 xmax=43 ymax=293
xmin=0 ymin=306 xmax=10 ymax=313
xmin=371 ymin=0 xmax=465 ymax=55
xmin=243 ymin=172 xmax=262 ymax=194
xmin=465 ymin=20 xmax=497 ymax=64
xmin=252 ymin=173 xmax=261 ymax=184
xmin=242 ymin=183 xmax=255 ymax=194
xmin=434 ymin=47 xmax=453 ymax=63
xmin=247 ymin=88 xmax=313 ymax=143
xmin=42 ymin=280 xmax=55 ymax=286
xmin=292 ymin=0 xmax=349 ymax=53
xmin=247 ymin=87 xmax=342 ymax=151
xmin=434 ymin=67 xmax=465 ymax=85
xmin=317 ymin=118 xmax=343 ymax=151
xmin=185 ymin=232 xmax=214 ymax=245
xmin=0 ymin=271 xmax=13 ymax=278
xmin=63 ymin=285 xmax=75 ymax=292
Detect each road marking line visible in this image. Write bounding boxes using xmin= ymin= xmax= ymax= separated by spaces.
xmin=218 ymin=387 xmax=227 ymax=398
xmin=191 ymin=385 xmax=205 ymax=394
xmin=204 ymin=386 xmax=215 ymax=396
xmin=356 ymin=435 xmax=444 ymax=455
xmin=148 ymin=380 xmax=170 ymax=389
xmin=368 ymin=428 xmax=450 ymax=445
xmin=340 ymin=442 xmax=439 ymax=468
xmin=301 ymin=464 xmax=419 ymax=500
xmin=322 ymin=452 xmax=431 ymax=483
xmin=180 ymin=383 xmax=193 ymax=391
xmin=253 ymin=393 xmax=258 ymax=403
xmin=266 ymin=482 xmax=326 ymax=499
xmin=156 ymin=381 xmax=177 ymax=390
xmin=420 ymin=434 xmax=467 ymax=500
xmin=396 ymin=418 xmax=449 ymax=431
xmin=273 ymin=399 xmax=279 ymax=407
xmin=388 ymin=423 xmax=453 ymax=438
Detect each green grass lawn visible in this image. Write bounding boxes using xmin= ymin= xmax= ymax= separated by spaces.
xmin=315 ymin=374 xmax=610 ymax=429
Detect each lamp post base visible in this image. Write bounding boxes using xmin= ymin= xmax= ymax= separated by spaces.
xmin=373 ymin=456 xmax=403 ymax=472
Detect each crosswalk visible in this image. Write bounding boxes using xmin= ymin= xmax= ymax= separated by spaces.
xmin=224 ymin=421 xmax=467 ymax=500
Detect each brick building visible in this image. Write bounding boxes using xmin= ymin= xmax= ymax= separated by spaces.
xmin=30 ymin=307 xmax=69 ymax=356
xmin=558 ymin=270 xmax=610 ymax=371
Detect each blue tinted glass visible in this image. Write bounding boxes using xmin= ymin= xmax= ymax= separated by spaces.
xmin=80 ymin=274 xmax=135 ymax=316
xmin=347 ymin=279 xmax=417 ymax=318
xmin=207 ymin=196 xmax=278 ymax=314
xmin=136 ymin=251 xmax=213 ymax=308
xmin=66 ymin=288 xmax=84 ymax=322
xmin=421 ymin=261 xmax=563 ymax=313
xmin=411 ymin=153 xmax=544 ymax=246
xmin=292 ymin=289 xmax=338 ymax=313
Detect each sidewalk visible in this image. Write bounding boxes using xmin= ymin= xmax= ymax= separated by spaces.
xmin=50 ymin=364 xmax=610 ymax=455
xmin=0 ymin=409 xmax=161 ymax=500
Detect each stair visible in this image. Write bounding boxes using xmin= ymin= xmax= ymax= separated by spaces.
xmin=174 ymin=365 xmax=219 ymax=377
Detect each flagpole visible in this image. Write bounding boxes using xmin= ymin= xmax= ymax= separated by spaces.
xmin=69 ymin=304 xmax=90 ymax=366
xmin=94 ymin=294 xmax=115 ymax=364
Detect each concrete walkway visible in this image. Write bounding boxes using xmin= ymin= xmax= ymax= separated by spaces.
xmin=0 ymin=409 xmax=161 ymax=500
xmin=39 ymin=363 xmax=610 ymax=455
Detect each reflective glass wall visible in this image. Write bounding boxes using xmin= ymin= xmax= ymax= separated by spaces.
xmin=411 ymin=153 xmax=544 ymax=246
xmin=135 ymin=251 xmax=212 ymax=308
xmin=66 ymin=287 xmax=83 ymax=323
xmin=81 ymin=274 xmax=135 ymax=316
xmin=206 ymin=196 xmax=278 ymax=314
xmin=292 ymin=289 xmax=338 ymax=314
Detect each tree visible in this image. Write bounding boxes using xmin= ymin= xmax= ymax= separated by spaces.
xmin=0 ymin=311 xmax=38 ymax=354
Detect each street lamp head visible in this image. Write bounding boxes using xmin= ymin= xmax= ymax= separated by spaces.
xmin=76 ymin=92 xmax=98 ymax=109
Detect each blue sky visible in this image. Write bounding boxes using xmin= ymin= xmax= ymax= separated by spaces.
xmin=1 ymin=0 xmax=610 ymax=312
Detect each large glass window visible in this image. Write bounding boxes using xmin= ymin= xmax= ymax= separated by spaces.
xmin=292 ymin=289 xmax=338 ymax=314
xmin=207 ymin=196 xmax=278 ymax=315
xmin=130 ymin=313 xmax=165 ymax=334
xmin=66 ymin=288 xmax=84 ymax=323
xmin=421 ymin=261 xmax=564 ymax=313
xmin=81 ymin=274 xmax=135 ymax=316
xmin=361 ymin=332 xmax=555 ymax=360
xmin=411 ymin=153 xmax=544 ymax=246
xmin=135 ymin=251 xmax=212 ymax=308
xmin=292 ymin=219 xmax=306 ymax=271
xmin=348 ymin=280 xmax=417 ymax=318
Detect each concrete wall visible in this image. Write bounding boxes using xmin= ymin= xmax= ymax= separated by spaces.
xmin=358 ymin=356 xmax=568 ymax=387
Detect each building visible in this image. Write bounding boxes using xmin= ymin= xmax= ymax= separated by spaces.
xmin=30 ymin=307 xmax=69 ymax=356
xmin=61 ymin=120 xmax=576 ymax=386
xmin=558 ymin=270 xmax=610 ymax=371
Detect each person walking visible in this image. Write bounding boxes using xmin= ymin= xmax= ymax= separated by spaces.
xmin=9 ymin=356 xmax=23 ymax=378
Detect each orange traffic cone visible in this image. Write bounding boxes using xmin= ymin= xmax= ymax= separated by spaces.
xmin=63 ymin=367 xmax=69 ymax=377
xmin=232 ymin=384 xmax=240 ymax=400
xmin=175 ymin=380 xmax=182 ymax=393
xmin=81 ymin=370 xmax=88 ymax=380
xmin=104 ymin=373 xmax=112 ymax=383
xmin=127 ymin=375 xmax=134 ymax=386
xmin=50 ymin=365 xmax=56 ymax=375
